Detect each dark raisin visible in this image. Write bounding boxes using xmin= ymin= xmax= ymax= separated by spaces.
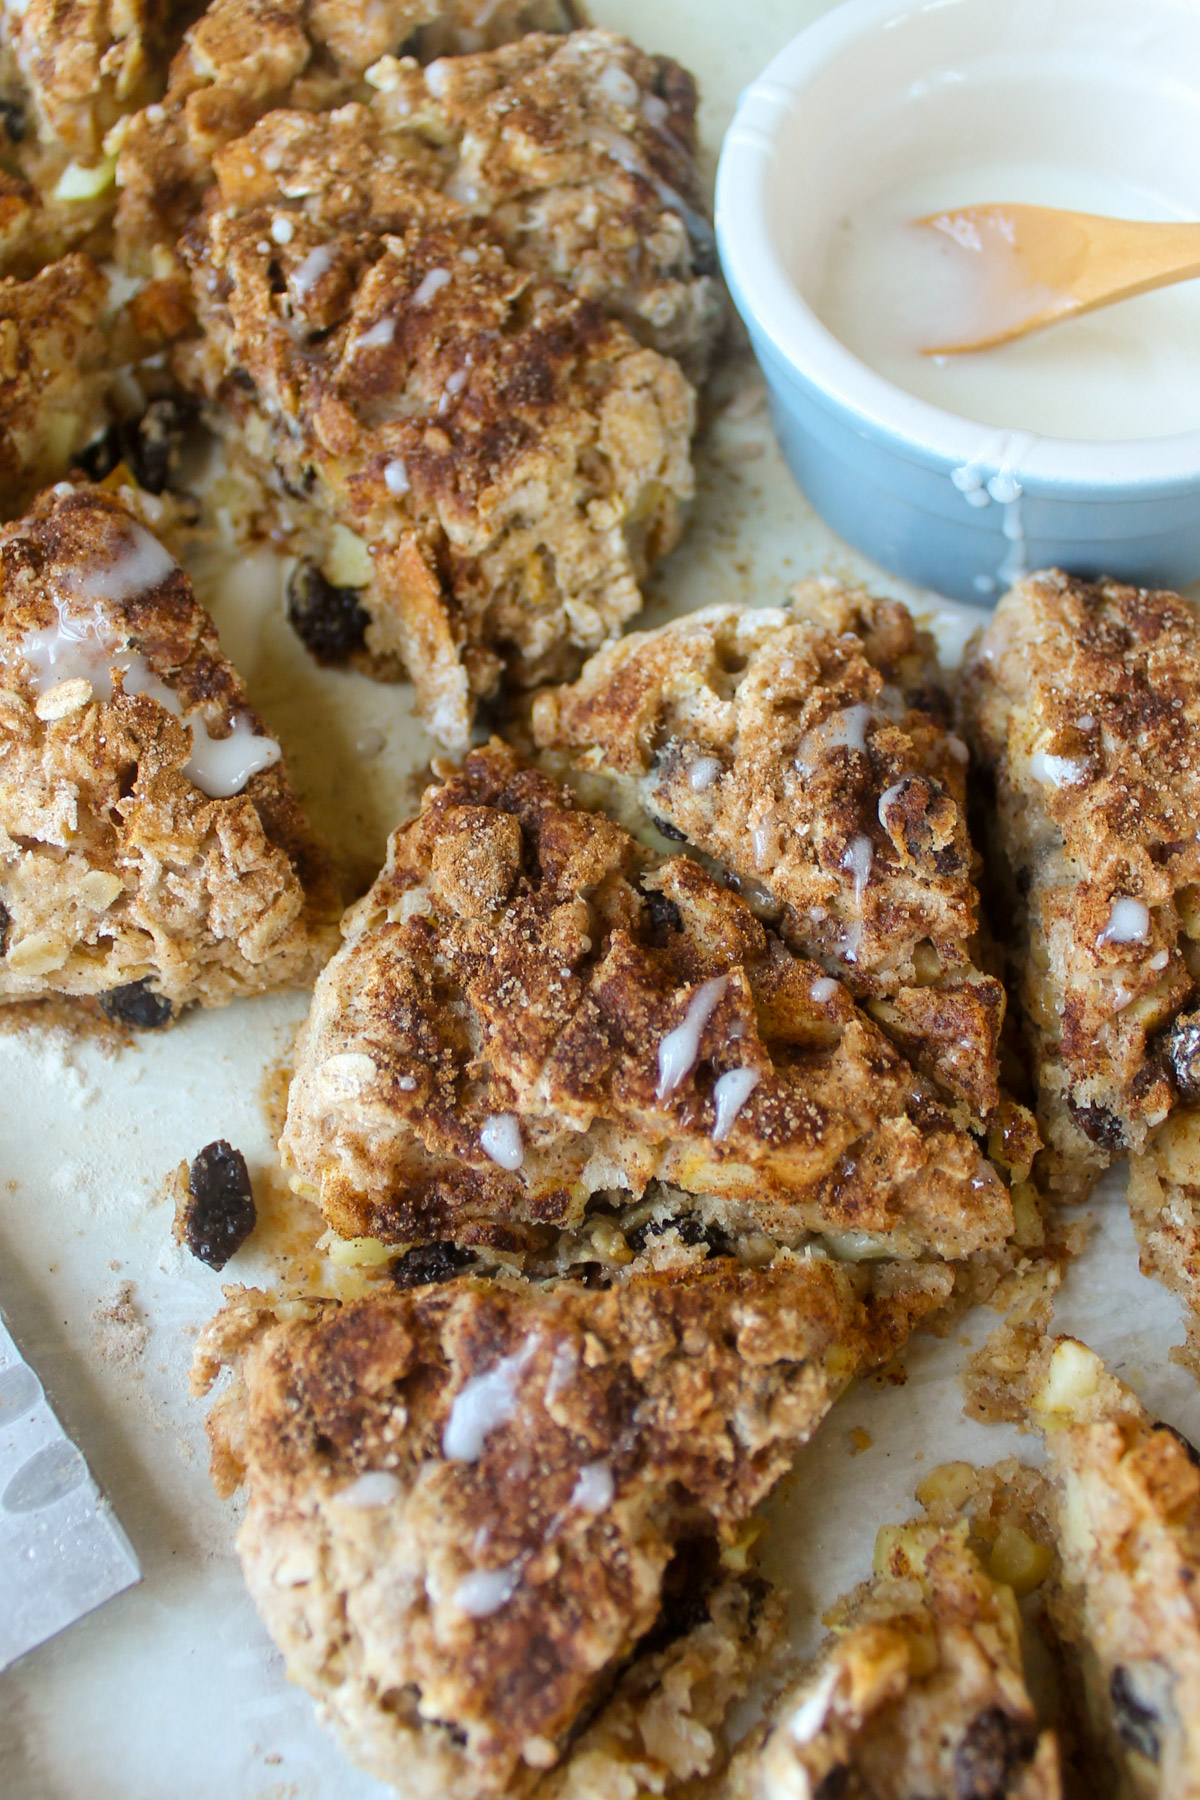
xmin=0 ymin=898 xmax=8 ymax=956
xmin=78 ymin=426 xmax=122 ymax=482
xmin=651 ymin=814 xmax=688 ymax=842
xmin=182 ymin=1140 xmax=256 ymax=1270
xmin=99 ymin=978 xmax=174 ymax=1030
xmin=1163 ymin=1009 xmax=1200 ymax=1101
xmin=638 ymin=1537 xmax=719 ymax=1655
xmin=131 ymin=397 xmax=194 ymax=495
xmin=1110 ymin=1666 xmax=1162 ymax=1761
xmin=814 ymin=1770 xmax=849 ymax=1800
xmin=1015 ymin=864 xmax=1033 ymax=896
xmin=230 ymin=367 xmax=256 ymax=393
xmin=286 ymin=559 xmax=370 ymax=663
xmin=390 ymin=1241 xmax=475 ymax=1290
xmin=643 ymin=889 xmax=683 ymax=944
xmin=0 ymin=97 xmax=24 ymax=142
xmin=626 ymin=1213 xmax=730 ymax=1257
xmin=1161 ymin=1421 xmax=1200 ymax=1467
xmin=1067 ymin=1099 xmax=1125 ymax=1151
xmin=954 ymin=1707 xmax=1037 ymax=1800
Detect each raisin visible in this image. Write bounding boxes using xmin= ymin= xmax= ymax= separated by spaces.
xmin=0 ymin=898 xmax=8 ymax=956
xmin=651 ymin=814 xmax=687 ymax=841
xmin=286 ymin=559 xmax=370 ymax=663
xmin=78 ymin=426 xmax=122 ymax=482
xmin=638 ymin=1537 xmax=719 ymax=1655
xmin=1110 ymin=1665 xmax=1162 ymax=1761
xmin=99 ymin=978 xmax=174 ymax=1030
xmin=1067 ymin=1099 xmax=1125 ymax=1151
xmin=626 ymin=1212 xmax=730 ymax=1256
xmin=1163 ymin=1009 xmax=1200 ymax=1101
xmin=0 ymin=97 xmax=24 ymax=142
xmin=390 ymin=1241 xmax=474 ymax=1290
xmin=182 ymin=1140 xmax=256 ymax=1270
xmin=132 ymin=397 xmax=194 ymax=495
xmin=954 ymin=1708 xmax=1037 ymax=1800
xmin=1161 ymin=1421 xmax=1200 ymax=1467
xmin=643 ymin=888 xmax=683 ymax=944
xmin=814 ymin=1770 xmax=849 ymax=1800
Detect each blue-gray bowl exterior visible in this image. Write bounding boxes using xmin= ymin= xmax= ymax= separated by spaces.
xmin=743 ymin=320 xmax=1200 ymax=605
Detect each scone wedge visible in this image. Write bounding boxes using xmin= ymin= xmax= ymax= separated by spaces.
xmin=173 ymin=28 xmax=713 ymax=744
xmin=726 ymin=1515 xmax=1060 ymax=1800
xmin=280 ymin=740 xmax=1018 ymax=1270
xmin=0 ymin=481 xmax=336 ymax=1021
xmin=532 ymin=586 xmax=1009 ymax=1129
xmin=960 ymin=570 xmax=1200 ymax=1193
xmin=194 ymin=1255 xmax=949 ymax=1798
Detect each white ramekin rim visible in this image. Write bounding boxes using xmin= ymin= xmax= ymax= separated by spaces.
xmin=715 ymin=0 xmax=1200 ymax=494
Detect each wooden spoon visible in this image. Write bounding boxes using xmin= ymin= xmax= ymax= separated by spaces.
xmin=915 ymin=203 xmax=1200 ymax=355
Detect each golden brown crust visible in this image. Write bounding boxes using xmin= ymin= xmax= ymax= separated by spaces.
xmin=174 ymin=82 xmax=696 ymax=745
xmin=113 ymin=0 xmax=591 ymax=271
xmin=1028 ymin=1338 xmax=1200 ymax=1800
xmin=0 ymin=481 xmax=337 ymax=1014
xmin=532 ymin=589 xmax=1005 ymax=1124
xmin=960 ymin=570 xmax=1200 ymax=1190
xmin=726 ymin=1519 xmax=1060 ymax=1800
xmin=0 ymin=255 xmax=111 ymax=510
xmin=0 ymin=0 xmax=199 ymax=264
xmin=280 ymin=740 xmax=1011 ymax=1262
xmin=194 ymin=1257 xmax=948 ymax=1798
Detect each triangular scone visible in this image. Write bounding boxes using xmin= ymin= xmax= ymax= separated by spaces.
xmin=531 ymin=588 xmax=1007 ymax=1124
xmin=1027 ymin=1338 xmax=1200 ymax=1798
xmin=171 ymin=34 xmax=707 ymax=744
xmin=193 ymin=1256 xmax=949 ymax=1798
xmin=726 ymin=1518 xmax=1060 ymax=1800
xmin=0 ymin=0 xmax=199 ymax=265
xmin=0 ymin=482 xmax=337 ymax=1020
xmin=1128 ymin=1111 xmax=1200 ymax=1376
xmin=960 ymin=571 xmax=1200 ymax=1192
xmin=115 ymin=0 xmax=588 ymax=271
xmin=280 ymin=741 xmax=1012 ymax=1263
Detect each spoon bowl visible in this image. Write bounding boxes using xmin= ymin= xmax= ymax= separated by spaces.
xmin=918 ymin=204 xmax=1200 ymax=355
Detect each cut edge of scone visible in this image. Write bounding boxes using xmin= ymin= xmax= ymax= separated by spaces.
xmin=959 ymin=568 xmax=1200 ymax=1197
xmin=0 ymin=479 xmax=338 ymax=1021
xmin=192 ymin=1255 xmax=945 ymax=1798
xmin=725 ymin=1511 xmax=1060 ymax=1800
xmin=530 ymin=584 xmax=1011 ymax=1131
xmin=277 ymin=739 xmax=1023 ymax=1284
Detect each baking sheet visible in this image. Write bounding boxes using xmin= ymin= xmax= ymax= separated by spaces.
xmin=4 ymin=2 xmax=1200 ymax=1793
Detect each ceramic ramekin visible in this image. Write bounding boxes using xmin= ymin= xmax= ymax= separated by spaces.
xmin=715 ymin=0 xmax=1200 ymax=603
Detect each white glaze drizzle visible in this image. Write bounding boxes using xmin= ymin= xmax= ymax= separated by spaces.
xmin=413 ymin=267 xmax=451 ymax=307
xmin=293 ymin=244 xmax=334 ymax=300
xmin=442 ymin=1337 xmax=538 ymax=1462
xmin=841 ymin=834 xmax=873 ymax=907
xmin=384 ymin=457 xmax=410 ymax=495
xmin=357 ymin=316 xmax=396 ymax=350
xmin=809 ymin=976 xmax=839 ymax=1003
xmin=480 ymin=1112 xmax=523 ymax=1170
xmin=1028 ymin=749 xmax=1087 ymax=788
xmin=570 ymin=1461 xmax=614 ymax=1514
xmin=711 ymin=1066 xmax=760 ymax=1141
xmin=656 ymin=975 xmax=727 ymax=1100
xmin=452 ymin=1561 xmax=522 ymax=1617
xmin=688 ymin=755 xmax=723 ymax=791
xmin=1097 ymin=897 xmax=1150 ymax=947
xmin=335 ymin=1470 xmax=401 ymax=1509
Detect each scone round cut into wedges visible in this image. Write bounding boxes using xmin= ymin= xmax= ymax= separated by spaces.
xmin=960 ymin=570 xmax=1200 ymax=1191
xmin=0 ymin=481 xmax=337 ymax=1019
xmin=281 ymin=740 xmax=1013 ymax=1265
xmin=726 ymin=1517 xmax=1061 ymax=1800
xmin=175 ymin=91 xmax=696 ymax=748
xmin=532 ymin=585 xmax=1008 ymax=1125
xmin=193 ymin=1256 xmax=949 ymax=1798
xmin=1028 ymin=1337 xmax=1200 ymax=1800
xmin=113 ymin=0 xmax=589 ymax=270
